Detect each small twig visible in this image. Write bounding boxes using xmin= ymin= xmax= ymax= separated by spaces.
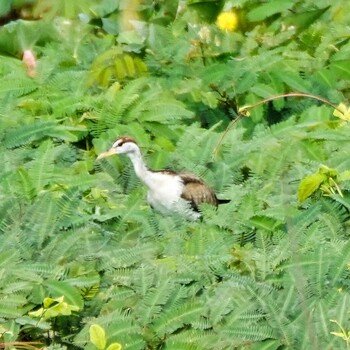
xmin=212 ymin=113 xmax=244 ymax=158
xmin=199 ymin=42 xmax=207 ymax=66
xmin=212 ymin=92 xmax=342 ymax=158
xmin=243 ymin=92 xmax=341 ymax=112
xmin=0 ymin=342 xmax=43 ymax=349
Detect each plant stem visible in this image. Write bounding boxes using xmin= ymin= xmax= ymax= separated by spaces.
xmin=212 ymin=92 xmax=342 ymax=158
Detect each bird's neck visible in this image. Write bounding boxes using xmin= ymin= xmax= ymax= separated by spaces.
xmin=127 ymin=150 xmax=154 ymax=188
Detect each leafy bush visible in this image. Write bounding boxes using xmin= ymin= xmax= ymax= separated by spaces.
xmin=1 ymin=0 xmax=350 ymax=349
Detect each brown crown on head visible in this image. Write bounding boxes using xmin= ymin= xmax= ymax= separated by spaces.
xmin=113 ymin=136 xmax=137 ymax=147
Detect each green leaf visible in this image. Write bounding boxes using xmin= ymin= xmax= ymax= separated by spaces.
xmin=249 ymin=215 xmax=281 ymax=232
xmin=188 ymin=0 xmax=224 ymax=22
xmin=315 ymin=68 xmax=336 ymax=89
xmin=268 ymin=72 xmax=285 ymax=110
xmin=275 ymin=70 xmax=311 ymax=92
xmin=29 ymin=296 xmax=80 ymax=319
xmin=248 ymin=339 xmax=281 ymax=350
xmin=283 ymin=6 xmax=330 ymax=32
xmin=247 ymin=0 xmax=292 ymax=22
xmin=45 ymin=280 xmax=84 ymax=309
xmin=201 ymin=91 xmax=218 ymax=108
xmin=124 ymin=54 xmax=136 ymax=76
xmin=106 ymin=343 xmax=122 ymax=350
xmin=235 ymin=71 xmax=257 ymax=94
xmin=43 ymin=296 xmax=58 ymax=308
xmin=88 ymin=48 xmax=148 ymax=87
xmin=16 ymin=167 xmax=36 ymax=200
xmin=90 ymin=324 xmax=107 ymax=350
xmin=0 ymin=20 xmax=56 ymax=55
xmin=0 ymin=250 xmax=19 ymax=268
xmin=0 ymin=76 xmax=38 ymax=97
xmin=101 ymin=18 xmax=120 ymax=35
xmin=0 ymin=1 xmax=11 ymax=17
xmin=330 ymin=60 xmax=350 ymax=79
xmin=245 ymin=93 xmax=264 ymax=123
xmin=298 ymin=173 xmax=326 ymax=203
xmin=251 ymin=84 xmax=278 ymax=99
xmin=45 ymin=298 xmax=79 ymax=318
xmin=4 ymin=121 xmax=85 ymax=148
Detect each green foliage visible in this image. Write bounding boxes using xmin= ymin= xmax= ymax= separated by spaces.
xmin=89 ymin=324 xmax=122 ymax=350
xmin=29 ymin=296 xmax=80 ymax=319
xmin=1 ymin=0 xmax=350 ymax=349
xmin=88 ymin=47 xmax=148 ymax=88
xmin=298 ymin=164 xmax=350 ymax=202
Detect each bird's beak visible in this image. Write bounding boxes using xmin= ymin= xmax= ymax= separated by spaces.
xmin=96 ymin=148 xmax=117 ymax=160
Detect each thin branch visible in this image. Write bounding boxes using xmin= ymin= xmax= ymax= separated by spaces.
xmin=212 ymin=92 xmax=342 ymax=158
xmin=244 ymin=92 xmax=341 ymax=112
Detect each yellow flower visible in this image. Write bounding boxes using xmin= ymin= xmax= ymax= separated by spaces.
xmin=216 ymin=11 xmax=238 ymax=32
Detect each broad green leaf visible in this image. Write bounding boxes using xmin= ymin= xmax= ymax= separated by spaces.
xmin=0 ymin=20 xmax=56 ymax=55
xmin=235 ymin=71 xmax=257 ymax=94
xmin=251 ymin=84 xmax=278 ymax=99
xmin=339 ymin=170 xmax=350 ymax=181
xmin=330 ymin=60 xmax=350 ymax=79
xmin=106 ymin=343 xmax=122 ymax=350
xmin=89 ymin=324 xmax=107 ymax=350
xmin=0 ymin=1 xmax=11 ymax=17
xmin=0 ymin=324 xmax=12 ymax=336
xmin=248 ymin=339 xmax=281 ymax=350
xmin=45 ymin=280 xmax=84 ymax=309
xmin=245 ymin=93 xmax=264 ymax=123
xmin=331 ymin=194 xmax=350 ymax=210
xmin=275 ymin=70 xmax=311 ymax=93
xmin=298 ymin=173 xmax=326 ymax=203
xmin=283 ymin=6 xmax=330 ymax=32
xmin=32 ymin=0 xmax=96 ymax=19
xmin=29 ymin=296 xmax=80 ymax=319
xmin=44 ymin=299 xmax=79 ymax=318
xmin=43 ymin=296 xmax=61 ymax=308
xmin=247 ymin=0 xmax=292 ymax=22
xmin=4 ymin=121 xmax=85 ymax=148
xmin=47 ymin=125 xmax=86 ymax=142
xmin=188 ymin=0 xmax=224 ymax=22
xmin=315 ymin=68 xmax=336 ymax=89
xmin=101 ymin=18 xmax=120 ymax=35
xmin=249 ymin=215 xmax=281 ymax=232
xmin=201 ymin=91 xmax=218 ymax=108
xmin=268 ymin=73 xmax=285 ymax=110
xmin=91 ymin=0 xmax=119 ymax=18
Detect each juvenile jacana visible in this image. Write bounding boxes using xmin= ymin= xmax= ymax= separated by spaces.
xmin=97 ymin=136 xmax=229 ymax=220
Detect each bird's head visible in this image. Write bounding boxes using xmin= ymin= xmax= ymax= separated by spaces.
xmin=97 ymin=136 xmax=139 ymax=160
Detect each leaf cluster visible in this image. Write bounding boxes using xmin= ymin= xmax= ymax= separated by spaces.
xmin=1 ymin=1 xmax=350 ymax=350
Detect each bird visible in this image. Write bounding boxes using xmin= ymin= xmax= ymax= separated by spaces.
xmin=97 ymin=136 xmax=229 ymax=220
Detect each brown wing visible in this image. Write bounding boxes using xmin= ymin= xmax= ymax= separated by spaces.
xmin=179 ymin=173 xmax=218 ymax=211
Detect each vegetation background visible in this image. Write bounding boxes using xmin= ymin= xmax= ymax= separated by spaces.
xmin=1 ymin=0 xmax=350 ymax=349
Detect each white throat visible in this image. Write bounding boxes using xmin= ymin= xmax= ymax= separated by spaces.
xmin=126 ymin=149 xmax=155 ymax=190
xmin=126 ymin=149 xmax=196 ymax=218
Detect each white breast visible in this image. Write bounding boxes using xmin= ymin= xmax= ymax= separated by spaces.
xmin=145 ymin=172 xmax=199 ymax=219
